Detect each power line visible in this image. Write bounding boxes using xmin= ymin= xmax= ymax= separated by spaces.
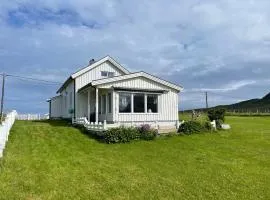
xmin=0 ymin=73 xmax=62 ymax=85
xmin=183 ymin=89 xmax=246 ymax=100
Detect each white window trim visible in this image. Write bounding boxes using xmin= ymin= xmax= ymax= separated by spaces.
xmin=118 ymin=91 xmax=159 ymax=114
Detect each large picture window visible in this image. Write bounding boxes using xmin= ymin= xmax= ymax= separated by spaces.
xmin=147 ymin=94 xmax=158 ymax=113
xmin=119 ymin=93 xmax=131 ymax=113
xmin=118 ymin=92 xmax=159 ymax=114
xmin=133 ymin=94 xmax=145 ymax=113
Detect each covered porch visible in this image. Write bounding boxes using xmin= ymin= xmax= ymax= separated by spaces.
xmin=76 ymin=85 xmax=114 ymax=124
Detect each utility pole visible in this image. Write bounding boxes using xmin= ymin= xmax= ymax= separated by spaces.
xmin=205 ymin=91 xmax=208 ymax=109
xmin=0 ymin=73 xmax=6 ymax=123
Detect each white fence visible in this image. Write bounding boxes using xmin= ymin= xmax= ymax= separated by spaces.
xmin=16 ymin=114 xmax=49 ymax=120
xmin=73 ymin=117 xmax=108 ymax=131
xmin=0 ymin=110 xmax=17 ymax=158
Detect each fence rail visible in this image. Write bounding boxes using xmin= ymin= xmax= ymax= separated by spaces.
xmin=16 ymin=114 xmax=49 ymax=120
xmin=72 ymin=117 xmax=107 ymax=131
xmin=0 ymin=110 xmax=17 ymax=157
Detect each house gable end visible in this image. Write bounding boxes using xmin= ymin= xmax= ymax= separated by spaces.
xmin=92 ymin=72 xmax=183 ymax=92
xmin=71 ymin=56 xmax=129 ymax=79
xmin=75 ymin=60 xmax=128 ymax=91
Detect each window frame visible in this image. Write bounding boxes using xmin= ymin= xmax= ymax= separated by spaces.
xmin=146 ymin=94 xmax=158 ymax=113
xmin=107 ymin=93 xmax=112 ymax=113
xmin=101 ymin=71 xmax=115 ymax=77
xmin=119 ymin=92 xmax=132 ymax=113
xmin=118 ymin=92 xmax=159 ymax=114
xmin=133 ymin=93 xmax=145 ymax=113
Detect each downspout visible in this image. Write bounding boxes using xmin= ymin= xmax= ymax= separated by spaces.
xmin=73 ymin=80 xmax=76 ymax=120
xmin=49 ymin=100 xmax=51 ymax=119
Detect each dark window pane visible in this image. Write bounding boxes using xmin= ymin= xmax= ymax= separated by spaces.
xmin=134 ymin=94 xmax=145 ymax=113
xmin=101 ymin=71 xmax=108 ymax=76
xmin=119 ymin=93 xmax=131 ymax=113
xmin=108 ymin=93 xmax=112 ymax=113
xmin=102 ymin=95 xmax=106 ymax=114
xmin=147 ymin=95 xmax=158 ymax=113
xmin=108 ymin=72 xmax=115 ymax=77
xmin=98 ymin=96 xmax=101 ymax=114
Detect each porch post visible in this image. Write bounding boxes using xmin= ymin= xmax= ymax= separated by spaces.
xmin=95 ymin=88 xmax=99 ymax=123
xmin=88 ymin=88 xmax=91 ymax=121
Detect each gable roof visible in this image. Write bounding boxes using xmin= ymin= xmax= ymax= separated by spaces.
xmin=91 ymin=71 xmax=183 ymax=92
xmin=71 ymin=55 xmax=130 ymax=79
xmin=56 ymin=56 xmax=130 ymax=93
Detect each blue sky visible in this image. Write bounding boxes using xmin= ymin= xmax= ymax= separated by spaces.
xmin=0 ymin=0 xmax=270 ymax=114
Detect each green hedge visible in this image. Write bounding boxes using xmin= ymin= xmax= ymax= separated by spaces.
xmin=103 ymin=125 xmax=157 ymax=144
xmin=178 ymin=121 xmax=206 ymax=135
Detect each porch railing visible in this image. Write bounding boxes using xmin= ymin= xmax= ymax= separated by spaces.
xmin=72 ymin=117 xmax=107 ymax=131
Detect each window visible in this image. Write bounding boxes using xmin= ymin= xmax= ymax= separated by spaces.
xmin=101 ymin=71 xmax=115 ymax=77
xmin=98 ymin=96 xmax=101 ymax=114
xmin=108 ymin=72 xmax=114 ymax=77
xmin=147 ymin=94 xmax=158 ymax=113
xmin=101 ymin=95 xmax=106 ymax=114
xmin=108 ymin=93 xmax=112 ymax=113
xmin=119 ymin=93 xmax=131 ymax=113
xmin=133 ymin=94 xmax=145 ymax=113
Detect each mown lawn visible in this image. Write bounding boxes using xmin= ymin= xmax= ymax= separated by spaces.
xmin=0 ymin=117 xmax=269 ymax=200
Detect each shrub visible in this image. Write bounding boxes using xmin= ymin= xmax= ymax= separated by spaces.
xmin=207 ymin=109 xmax=226 ymax=129
xmin=138 ymin=124 xmax=157 ymax=141
xmin=103 ymin=126 xmax=139 ymax=144
xmin=178 ymin=121 xmax=205 ymax=135
xmin=207 ymin=109 xmax=226 ymax=121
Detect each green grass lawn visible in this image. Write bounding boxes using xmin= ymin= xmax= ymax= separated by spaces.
xmin=0 ymin=117 xmax=269 ymax=200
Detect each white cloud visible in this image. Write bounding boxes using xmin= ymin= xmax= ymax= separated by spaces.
xmin=186 ymin=80 xmax=257 ymax=92
xmin=0 ymin=0 xmax=270 ymax=112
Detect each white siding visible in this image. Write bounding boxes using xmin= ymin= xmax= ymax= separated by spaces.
xmin=98 ymin=77 xmax=179 ymax=123
xmin=115 ymin=91 xmax=178 ymax=122
xmin=75 ymin=61 xmax=125 ymax=91
xmin=60 ymin=81 xmax=74 ymax=118
xmin=98 ymin=77 xmax=172 ymax=90
xmin=50 ymin=96 xmax=62 ymax=118
xmin=74 ymin=61 xmax=126 ymax=119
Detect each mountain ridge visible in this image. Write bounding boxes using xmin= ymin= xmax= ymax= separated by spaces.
xmin=214 ymin=92 xmax=270 ymax=111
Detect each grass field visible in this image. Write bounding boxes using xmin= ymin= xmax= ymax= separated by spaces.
xmin=0 ymin=117 xmax=269 ymax=199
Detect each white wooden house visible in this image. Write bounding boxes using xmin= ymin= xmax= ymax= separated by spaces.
xmin=48 ymin=56 xmax=183 ymax=131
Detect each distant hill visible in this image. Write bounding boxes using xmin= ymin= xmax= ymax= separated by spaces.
xmin=214 ymin=92 xmax=270 ymax=112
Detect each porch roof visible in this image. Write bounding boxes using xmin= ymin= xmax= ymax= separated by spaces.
xmin=112 ymin=87 xmax=166 ymax=94
xmin=91 ymin=71 xmax=183 ymax=92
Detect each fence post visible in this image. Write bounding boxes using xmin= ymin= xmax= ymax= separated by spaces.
xmin=103 ymin=120 xmax=107 ymax=130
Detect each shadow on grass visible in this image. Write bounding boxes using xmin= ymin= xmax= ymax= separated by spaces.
xmin=73 ymin=124 xmax=106 ymax=143
xmin=31 ymin=119 xmax=73 ymax=127
xmin=30 ymin=119 xmax=106 ymax=143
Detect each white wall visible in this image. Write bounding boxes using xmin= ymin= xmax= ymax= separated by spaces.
xmin=60 ymin=80 xmax=74 ymax=119
xmin=98 ymin=77 xmax=179 ymax=123
xmin=75 ymin=61 xmax=126 ymax=118
xmin=50 ymin=96 xmax=62 ymax=118
xmin=75 ymin=61 xmax=126 ymax=91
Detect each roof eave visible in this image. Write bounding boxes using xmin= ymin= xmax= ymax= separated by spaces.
xmin=92 ymin=71 xmax=183 ymax=92
xmin=56 ymin=76 xmax=73 ymax=94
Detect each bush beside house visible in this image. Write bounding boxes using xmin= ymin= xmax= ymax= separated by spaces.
xmin=178 ymin=108 xmax=226 ymax=135
xmin=80 ymin=125 xmax=157 ymax=144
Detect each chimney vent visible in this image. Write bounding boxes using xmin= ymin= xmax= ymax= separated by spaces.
xmin=89 ymin=59 xmax=95 ymax=65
